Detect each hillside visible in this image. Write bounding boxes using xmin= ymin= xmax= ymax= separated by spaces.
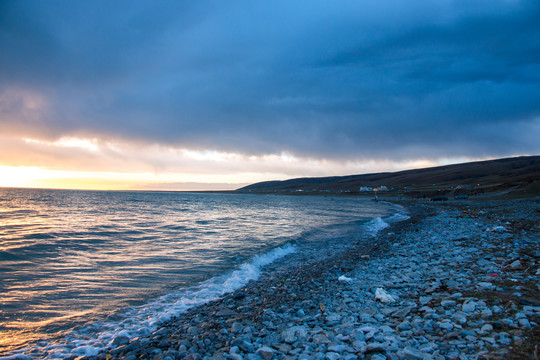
xmin=237 ymin=156 xmax=540 ymax=198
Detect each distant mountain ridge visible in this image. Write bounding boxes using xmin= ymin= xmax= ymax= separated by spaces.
xmin=237 ymin=156 xmax=540 ymax=197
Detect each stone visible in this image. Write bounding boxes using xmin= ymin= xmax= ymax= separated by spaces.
xmin=393 ymin=307 xmax=414 ymax=318
xmin=477 ymin=282 xmax=492 ymax=289
xmin=313 ymin=333 xmax=331 ymax=345
xmin=112 ymin=335 xmax=130 ymax=347
xmin=403 ymin=346 xmax=432 ymax=359
xmin=327 ymin=344 xmax=353 ymax=353
xmin=362 ymin=342 xmax=386 ymax=353
xmin=462 ymin=301 xmax=476 ymax=313
xmin=419 ymin=296 xmax=433 ymax=305
xmin=325 ymin=352 xmax=340 ymax=360
xmin=441 ymin=300 xmax=456 ymax=308
xmin=281 ymin=327 xmax=297 ymax=343
xmin=480 ymin=324 xmax=493 ymax=333
xmin=375 ymin=288 xmax=395 ymax=303
xmin=216 ymin=309 xmax=237 ymax=316
xmin=232 ymin=322 xmax=243 ymax=333
xmin=438 ymin=322 xmax=453 ymax=331
xmin=256 ymin=346 xmax=275 ymax=360
xmin=518 ymin=318 xmax=531 ymax=328
xmin=398 ymin=321 xmax=411 ymax=331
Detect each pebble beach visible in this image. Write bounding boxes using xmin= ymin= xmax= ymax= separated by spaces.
xmin=87 ymin=199 xmax=539 ymax=360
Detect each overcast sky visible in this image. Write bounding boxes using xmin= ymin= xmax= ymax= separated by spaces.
xmin=1 ymin=0 xmax=539 ymax=189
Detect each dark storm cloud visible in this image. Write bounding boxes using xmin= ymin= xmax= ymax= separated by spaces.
xmin=1 ymin=0 xmax=539 ymax=160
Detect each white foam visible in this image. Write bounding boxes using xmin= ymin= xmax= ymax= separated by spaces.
xmin=386 ymin=212 xmax=410 ymax=223
xmin=363 ymin=217 xmax=390 ymax=236
xmin=13 ymin=244 xmax=296 ymax=359
xmin=96 ymin=244 xmax=296 ymax=348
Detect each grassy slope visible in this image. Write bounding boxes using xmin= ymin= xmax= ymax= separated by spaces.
xmin=237 ymin=155 xmax=540 ymax=198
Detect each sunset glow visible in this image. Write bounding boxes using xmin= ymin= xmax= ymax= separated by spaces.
xmin=1 ymin=1 xmax=538 ymax=190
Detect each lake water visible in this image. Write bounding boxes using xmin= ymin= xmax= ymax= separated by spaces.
xmin=0 ymin=188 xmax=404 ymax=359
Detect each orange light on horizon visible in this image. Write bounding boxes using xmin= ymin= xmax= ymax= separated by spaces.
xmin=0 ymin=166 xmax=136 ymax=190
xmin=0 ymin=166 xmax=248 ymax=191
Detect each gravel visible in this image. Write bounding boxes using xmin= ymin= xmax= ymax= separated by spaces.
xmin=85 ymin=199 xmax=539 ymax=360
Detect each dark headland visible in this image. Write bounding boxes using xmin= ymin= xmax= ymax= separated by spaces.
xmin=237 ymin=155 xmax=540 ymax=200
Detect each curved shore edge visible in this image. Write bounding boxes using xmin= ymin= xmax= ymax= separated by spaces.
xmin=83 ymin=199 xmax=539 ymax=360
xmin=12 ymin=199 xmax=537 ymax=360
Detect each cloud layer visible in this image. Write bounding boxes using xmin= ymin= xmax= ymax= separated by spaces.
xmin=1 ymin=0 xmax=539 ymax=166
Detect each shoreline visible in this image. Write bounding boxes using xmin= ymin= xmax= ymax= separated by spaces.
xmin=85 ymin=199 xmax=539 ymax=360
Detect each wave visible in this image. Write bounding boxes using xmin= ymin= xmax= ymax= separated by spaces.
xmin=17 ymin=244 xmax=296 ymax=359
xmin=362 ymin=217 xmax=390 ymax=237
xmin=361 ymin=207 xmax=410 ymax=237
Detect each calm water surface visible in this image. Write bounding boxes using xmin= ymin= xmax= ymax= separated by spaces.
xmin=0 ymin=188 xmax=399 ymax=358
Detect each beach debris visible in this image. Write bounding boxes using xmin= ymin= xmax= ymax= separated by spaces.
xmin=486 ymin=225 xmax=507 ymax=232
xmin=375 ymin=287 xmax=395 ymax=303
xmin=338 ymin=275 xmax=353 ymax=282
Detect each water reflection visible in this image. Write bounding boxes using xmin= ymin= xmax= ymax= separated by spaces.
xmin=0 ymin=188 xmax=394 ymax=356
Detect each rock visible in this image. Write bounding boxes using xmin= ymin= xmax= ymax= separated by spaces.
xmin=229 ymin=353 xmax=242 ymax=360
xmin=487 ymin=226 xmax=507 ymax=232
xmin=481 ymin=308 xmax=493 ymax=318
xmin=327 ymin=344 xmax=353 ymax=353
xmin=232 ymin=339 xmax=255 ymax=353
xmin=509 ymin=260 xmax=522 ymax=269
xmin=112 ymin=335 xmax=130 ymax=347
xmin=216 ymin=309 xmax=237 ymax=316
xmin=398 ymin=321 xmax=411 ymax=331
xmin=362 ymin=342 xmax=386 ymax=354
xmin=375 ymin=288 xmax=395 ymax=303
xmin=441 ymin=300 xmax=456 ymax=308
xmin=438 ymin=321 xmax=453 ymax=331
xmin=281 ymin=327 xmax=297 ymax=343
xmin=393 ymin=307 xmax=414 ymax=318
xmin=477 ymin=282 xmax=492 ymax=289
xmin=325 ymin=352 xmax=340 ymax=360
xmin=480 ymin=324 xmax=493 ymax=333
xmin=462 ymin=301 xmax=476 ymax=313
xmin=281 ymin=326 xmax=307 ymax=343
xmin=232 ymin=322 xmax=243 ymax=333
xmin=419 ymin=296 xmax=432 ymax=305
xmin=256 ymin=346 xmax=275 ymax=360
xmin=312 ymin=333 xmax=331 ymax=345
xmin=403 ymin=346 xmax=432 ymax=359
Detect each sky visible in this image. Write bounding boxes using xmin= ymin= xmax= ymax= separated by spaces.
xmin=1 ymin=0 xmax=539 ymax=190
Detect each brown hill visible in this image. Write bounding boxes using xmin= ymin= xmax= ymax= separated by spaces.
xmin=237 ymin=156 xmax=540 ymax=198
